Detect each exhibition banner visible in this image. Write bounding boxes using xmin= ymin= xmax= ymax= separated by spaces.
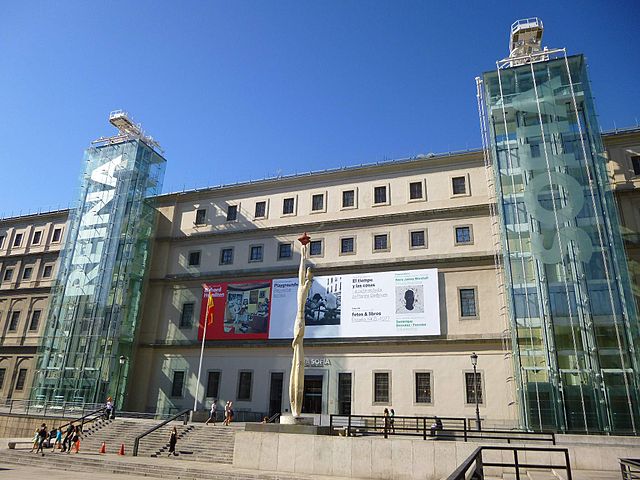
xmin=198 ymin=268 xmax=439 ymax=340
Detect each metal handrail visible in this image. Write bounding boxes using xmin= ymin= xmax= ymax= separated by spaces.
xmin=621 ymin=458 xmax=640 ymax=480
xmin=57 ymin=407 xmax=106 ymax=432
xmin=267 ymin=413 xmax=280 ymax=423
xmin=132 ymin=409 xmax=190 ymax=456
xmin=447 ymin=445 xmax=572 ymax=480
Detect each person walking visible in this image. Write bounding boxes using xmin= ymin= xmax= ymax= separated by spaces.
xmin=105 ymin=396 xmax=113 ymax=420
xmin=53 ymin=426 xmax=62 ymax=451
xmin=227 ymin=401 xmax=234 ymax=425
xmin=205 ymin=400 xmax=217 ymax=426
xmin=62 ymin=423 xmax=74 ymax=452
xmin=35 ymin=423 xmax=48 ymax=456
xmin=69 ymin=425 xmax=81 ymax=454
xmin=383 ymin=408 xmax=390 ymax=438
xmin=223 ymin=401 xmax=230 ymax=426
xmin=30 ymin=427 xmax=39 ymax=453
xmin=390 ymin=408 xmax=396 ymax=434
xmin=167 ymin=426 xmax=178 ymax=457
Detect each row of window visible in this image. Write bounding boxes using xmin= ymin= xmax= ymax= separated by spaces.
xmin=193 ymin=176 xmax=470 ymax=225
xmin=4 ymin=309 xmax=43 ymax=332
xmin=2 ymin=263 xmax=54 ymax=284
xmin=186 ymin=225 xmax=474 ymax=267
xmin=0 ymin=367 xmax=28 ymax=392
xmin=0 ymin=227 xmax=63 ymax=250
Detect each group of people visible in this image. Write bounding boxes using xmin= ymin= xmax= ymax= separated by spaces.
xmin=382 ymin=409 xmax=444 ymax=437
xmin=204 ymin=400 xmax=235 ymax=426
xmin=30 ymin=422 xmax=82 ymax=456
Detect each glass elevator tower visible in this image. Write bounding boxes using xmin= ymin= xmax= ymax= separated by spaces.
xmin=477 ymin=19 xmax=640 ymax=433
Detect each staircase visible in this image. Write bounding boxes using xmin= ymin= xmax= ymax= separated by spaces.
xmin=167 ymin=423 xmax=242 ymax=463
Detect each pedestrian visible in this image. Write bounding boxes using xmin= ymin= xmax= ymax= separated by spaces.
xmin=69 ymin=425 xmax=81 ymax=454
xmin=167 ymin=426 xmax=178 ymax=457
xmin=105 ymin=396 xmax=113 ymax=420
xmin=223 ymin=401 xmax=230 ymax=426
xmin=205 ymin=400 xmax=217 ymax=426
xmin=430 ymin=416 xmax=443 ymax=437
xmin=35 ymin=423 xmax=47 ymax=456
xmin=53 ymin=426 xmax=62 ymax=451
xmin=30 ymin=427 xmax=39 ymax=453
xmin=227 ymin=401 xmax=234 ymax=425
xmin=390 ymin=408 xmax=395 ymax=434
xmin=383 ymin=408 xmax=390 ymax=437
xmin=62 ymin=423 xmax=74 ymax=452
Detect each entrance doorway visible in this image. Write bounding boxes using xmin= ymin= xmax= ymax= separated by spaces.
xmin=303 ymin=375 xmax=323 ymax=414
xmin=269 ymin=372 xmax=283 ymax=417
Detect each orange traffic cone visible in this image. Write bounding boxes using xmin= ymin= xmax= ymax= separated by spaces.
xmin=118 ymin=443 xmax=125 ymax=456
xmin=99 ymin=442 xmax=106 ymax=454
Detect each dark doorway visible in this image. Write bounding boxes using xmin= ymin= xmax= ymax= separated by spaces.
xmin=269 ymin=372 xmax=283 ymax=417
xmin=338 ymin=372 xmax=352 ymax=415
xmin=303 ymin=375 xmax=323 ymax=414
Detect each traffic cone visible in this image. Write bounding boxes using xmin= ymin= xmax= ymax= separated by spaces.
xmin=99 ymin=442 xmax=106 ymax=454
xmin=118 ymin=443 xmax=125 ymax=456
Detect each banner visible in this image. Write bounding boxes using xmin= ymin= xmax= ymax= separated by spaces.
xmin=199 ymin=268 xmax=439 ymax=340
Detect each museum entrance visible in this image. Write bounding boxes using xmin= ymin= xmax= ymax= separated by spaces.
xmin=302 ymin=375 xmax=323 ymax=414
xmin=269 ymin=372 xmax=284 ymax=417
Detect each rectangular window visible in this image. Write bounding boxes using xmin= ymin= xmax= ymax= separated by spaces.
xmin=338 ymin=372 xmax=352 ymax=415
xmin=13 ymin=233 xmax=23 ymax=247
xmin=374 ymin=186 xmax=387 ymax=204
xmin=341 ymin=237 xmax=355 ymax=254
xmin=195 ymin=208 xmax=206 ymax=225
xmin=237 ymin=371 xmax=253 ymax=401
xmin=455 ymin=226 xmax=472 ymax=244
xmin=206 ymin=371 xmax=221 ymax=398
xmin=22 ymin=267 xmax=32 ymax=280
xmin=29 ymin=310 xmax=41 ymax=331
xmin=52 ymin=228 xmax=62 ymax=242
xmin=282 ymin=197 xmax=295 ymax=215
xmin=460 ymin=288 xmax=478 ymax=317
xmin=254 ymin=201 xmax=266 ymax=218
xmin=410 ymin=230 xmax=426 ymax=248
xmin=452 ymin=176 xmax=467 ymax=195
xmin=171 ymin=371 xmax=185 ymax=397
xmin=415 ymin=372 xmax=432 ymax=403
xmin=409 ymin=181 xmax=423 ymax=200
xmin=43 ymin=265 xmax=53 ymax=278
xmin=374 ymin=372 xmax=390 ymax=403
xmin=0 ymin=368 xmax=5 ymax=390
xmin=180 ymin=302 xmax=195 ymax=328
xmin=188 ymin=251 xmax=201 ymax=266
xmin=373 ymin=234 xmax=389 ymax=251
xmin=278 ymin=242 xmax=292 ymax=259
xmin=3 ymin=269 xmax=13 ymax=281
xmin=219 ymin=248 xmax=234 ymax=265
xmin=249 ymin=245 xmax=263 ymax=262
xmin=226 ymin=205 xmax=238 ymax=221
xmin=311 ymin=194 xmax=324 ymax=211
xmin=32 ymin=231 xmax=42 ymax=245
xmin=632 ymin=156 xmax=640 ymax=175
xmin=8 ymin=311 xmax=20 ymax=331
xmin=15 ymin=369 xmax=27 ymax=391
xmin=342 ymin=190 xmax=355 ymax=208
xmin=309 ymin=240 xmax=323 ymax=257
xmin=465 ymin=372 xmax=483 ymax=404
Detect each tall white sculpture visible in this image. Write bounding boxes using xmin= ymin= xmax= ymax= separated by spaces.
xmin=289 ymin=232 xmax=313 ymax=418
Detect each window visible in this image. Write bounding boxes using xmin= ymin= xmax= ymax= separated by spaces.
xmin=311 ymin=194 xmax=324 ymax=212
xmin=43 ymin=265 xmax=53 ymax=278
xmin=4 ymin=268 xmax=13 ymax=281
xmin=29 ymin=310 xmax=41 ymax=331
xmin=409 ymin=181 xmax=423 ymax=200
xmin=195 ymin=208 xmax=206 ymax=225
xmin=13 ymin=233 xmax=23 ymax=247
xmin=0 ymin=368 xmax=5 ymax=390
xmin=632 ymin=156 xmax=640 ymax=176
xmin=15 ymin=369 xmax=27 ymax=391
xmin=188 ymin=251 xmax=201 ymax=267
xmin=206 ymin=371 xmax=221 ymax=398
xmin=282 ymin=197 xmax=295 ymax=215
xmin=374 ymin=186 xmax=387 ymax=204
xmin=32 ymin=231 xmax=42 ymax=245
xmin=237 ymin=371 xmax=253 ymax=401
xmin=459 ymin=288 xmax=478 ymax=317
xmin=374 ymin=372 xmax=390 ymax=403
xmin=455 ymin=226 xmax=473 ymax=245
xmin=309 ymin=240 xmax=323 ymax=257
xmin=8 ymin=311 xmax=20 ymax=331
xmin=249 ymin=245 xmax=263 ymax=263
xmin=415 ymin=372 xmax=432 ymax=403
xmin=254 ymin=201 xmax=266 ymax=218
xmin=22 ymin=267 xmax=32 ymax=280
xmin=278 ymin=242 xmax=292 ymax=259
xmin=410 ymin=230 xmax=426 ymax=248
xmin=226 ymin=205 xmax=238 ymax=221
xmin=452 ymin=176 xmax=467 ymax=195
xmin=171 ymin=371 xmax=185 ymax=397
xmin=219 ymin=248 xmax=234 ymax=265
xmin=52 ymin=228 xmax=62 ymax=242
xmin=338 ymin=372 xmax=352 ymax=415
xmin=340 ymin=237 xmax=355 ymax=255
xmin=465 ymin=372 xmax=483 ymax=404
xmin=342 ymin=190 xmax=355 ymax=208
xmin=180 ymin=302 xmax=194 ymax=328
xmin=373 ymin=234 xmax=389 ymax=252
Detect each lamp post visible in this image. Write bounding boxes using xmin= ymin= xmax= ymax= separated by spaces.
xmin=115 ymin=355 xmax=127 ymax=411
xmin=470 ymin=352 xmax=481 ymax=431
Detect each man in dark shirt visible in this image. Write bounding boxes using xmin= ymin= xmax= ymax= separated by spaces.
xmin=35 ymin=423 xmax=48 ymax=456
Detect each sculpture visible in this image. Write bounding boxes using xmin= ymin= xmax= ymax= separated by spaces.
xmin=289 ymin=232 xmax=313 ymax=417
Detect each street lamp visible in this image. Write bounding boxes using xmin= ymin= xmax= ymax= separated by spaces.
xmin=470 ymin=352 xmax=481 ymax=431
xmin=114 ymin=355 xmax=127 ymax=411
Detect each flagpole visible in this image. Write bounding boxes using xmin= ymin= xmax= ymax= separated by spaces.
xmin=193 ymin=287 xmax=209 ymax=413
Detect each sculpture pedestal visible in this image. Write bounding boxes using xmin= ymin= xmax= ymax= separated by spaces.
xmin=246 ymin=414 xmax=331 ymax=436
xmin=279 ymin=414 xmax=315 ymax=426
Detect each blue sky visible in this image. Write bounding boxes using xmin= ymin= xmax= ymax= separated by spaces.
xmin=1 ymin=1 xmax=638 ymax=217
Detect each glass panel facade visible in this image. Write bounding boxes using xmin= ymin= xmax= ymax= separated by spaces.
xmin=32 ymin=139 xmax=166 ymax=407
xmin=481 ymin=53 xmax=640 ymax=433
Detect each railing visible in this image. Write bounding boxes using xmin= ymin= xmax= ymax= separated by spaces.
xmin=1 ymin=398 xmax=104 ymax=419
xmin=448 ymin=446 xmax=571 ymax=480
xmin=58 ymin=407 xmax=106 ymax=433
xmin=621 ymin=458 xmax=640 ymax=480
xmin=329 ymin=414 xmax=555 ymax=444
xmin=132 ymin=409 xmax=190 ymax=457
xmin=267 ymin=413 xmax=280 ymax=423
